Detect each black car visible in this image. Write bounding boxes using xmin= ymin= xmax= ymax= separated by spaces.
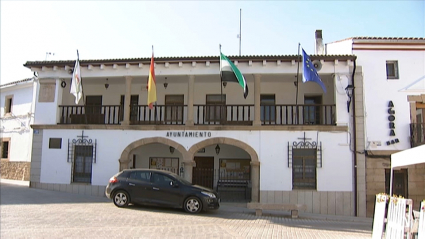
xmin=105 ymin=169 xmax=220 ymax=213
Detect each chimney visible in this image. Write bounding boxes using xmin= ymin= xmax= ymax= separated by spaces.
xmin=315 ymin=30 xmax=324 ymax=55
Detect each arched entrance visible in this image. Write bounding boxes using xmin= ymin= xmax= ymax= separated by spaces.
xmin=118 ymin=137 xmax=190 ymax=171
xmin=188 ymin=137 xmax=260 ymax=202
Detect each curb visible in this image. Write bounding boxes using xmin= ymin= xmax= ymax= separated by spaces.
xmin=0 ymin=179 xmax=30 ymax=186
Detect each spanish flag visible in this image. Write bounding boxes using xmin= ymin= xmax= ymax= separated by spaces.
xmin=147 ymin=50 xmax=157 ymax=109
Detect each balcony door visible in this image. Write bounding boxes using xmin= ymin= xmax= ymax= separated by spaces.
xmin=165 ymin=95 xmax=184 ymax=124
xmin=261 ymin=94 xmax=276 ymax=124
xmin=206 ymin=94 xmax=226 ymax=124
xmin=304 ymin=96 xmax=322 ymax=125
xmin=120 ymin=95 xmax=139 ymax=122
xmin=85 ymin=96 xmax=103 ymax=124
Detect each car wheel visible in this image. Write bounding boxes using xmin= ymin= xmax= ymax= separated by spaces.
xmin=184 ymin=197 xmax=202 ymax=213
xmin=113 ymin=190 xmax=130 ymax=208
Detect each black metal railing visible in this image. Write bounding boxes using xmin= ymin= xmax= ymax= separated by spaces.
xmin=261 ymin=104 xmax=335 ymax=125
xmin=59 ymin=105 xmax=122 ymax=124
xmin=410 ymin=123 xmax=425 ymax=147
xmin=58 ymin=104 xmax=336 ymax=126
xmin=192 ymin=168 xmax=251 ymax=202
xmin=194 ymin=104 xmax=254 ymax=125
xmin=130 ymin=105 xmax=187 ymax=125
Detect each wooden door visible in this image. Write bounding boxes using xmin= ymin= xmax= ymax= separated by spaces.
xmin=192 ymin=157 xmax=214 ymax=189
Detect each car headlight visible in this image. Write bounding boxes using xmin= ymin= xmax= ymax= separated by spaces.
xmin=201 ymin=191 xmax=216 ymax=198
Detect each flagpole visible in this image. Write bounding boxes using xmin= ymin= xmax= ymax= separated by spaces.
xmin=219 ymin=44 xmax=224 ymax=123
xmin=76 ymin=49 xmax=88 ymax=124
xmin=239 ymin=9 xmax=242 ymax=56
xmin=295 ymin=43 xmax=300 ymax=124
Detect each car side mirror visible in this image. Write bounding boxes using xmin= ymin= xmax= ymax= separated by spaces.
xmin=170 ymin=181 xmax=179 ymax=187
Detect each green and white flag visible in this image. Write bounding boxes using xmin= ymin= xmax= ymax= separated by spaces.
xmin=220 ymin=52 xmax=248 ymax=99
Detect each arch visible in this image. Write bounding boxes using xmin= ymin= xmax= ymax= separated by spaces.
xmin=188 ymin=137 xmax=260 ymax=202
xmin=188 ymin=137 xmax=259 ymax=163
xmin=119 ymin=137 xmax=189 ymax=171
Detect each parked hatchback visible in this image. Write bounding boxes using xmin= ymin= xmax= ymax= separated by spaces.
xmin=105 ymin=169 xmax=220 ymax=213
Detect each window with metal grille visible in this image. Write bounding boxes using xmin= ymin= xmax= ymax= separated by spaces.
xmin=385 ymin=169 xmax=408 ymax=198
xmin=73 ymin=145 xmax=93 ymax=183
xmin=261 ymin=94 xmax=275 ymax=123
xmin=386 ymin=61 xmax=399 ymax=79
xmin=292 ymin=149 xmax=317 ymax=189
xmin=1 ymin=139 xmax=10 ymax=159
xmin=206 ymin=94 xmax=226 ymax=123
xmin=165 ymin=95 xmax=184 ymax=123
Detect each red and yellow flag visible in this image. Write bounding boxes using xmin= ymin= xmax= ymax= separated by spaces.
xmin=147 ymin=51 xmax=157 ymax=109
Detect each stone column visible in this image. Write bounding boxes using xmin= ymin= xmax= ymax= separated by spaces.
xmin=121 ymin=76 xmax=132 ymax=125
xmin=186 ymin=75 xmax=195 ymax=126
xmin=253 ymin=74 xmax=262 ymax=126
xmin=250 ymin=161 xmax=260 ymax=202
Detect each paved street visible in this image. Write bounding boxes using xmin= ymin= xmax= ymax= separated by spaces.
xmin=1 ymin=183 xmax=372 ymax=238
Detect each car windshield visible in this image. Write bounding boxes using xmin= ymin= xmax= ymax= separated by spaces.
xmin=171 ymin=173 xmax=192 ymax=185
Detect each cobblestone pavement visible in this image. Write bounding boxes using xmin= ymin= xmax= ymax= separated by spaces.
xmin=1 ymin=183 xmax=372 ymax=239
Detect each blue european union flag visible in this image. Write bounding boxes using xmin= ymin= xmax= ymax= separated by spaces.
xmin=302 ymin=48 xmax=327 ymax=93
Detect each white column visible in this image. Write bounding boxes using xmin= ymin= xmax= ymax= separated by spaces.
xmin=253 ymin=74 xmax=262 ymax=126
xmin=334 ymin=74 xmax=349 ymax=126
xmin=186 ymin=75 xmax=195 ymax=126
xmin=121 ymin=76 xmax=132 ymax=125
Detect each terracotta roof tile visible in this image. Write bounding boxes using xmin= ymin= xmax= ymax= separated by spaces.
xmin=0 ymin=78 xmax=33 ymax=88
xmin=23 ymin=54 xmax=356 ymax=68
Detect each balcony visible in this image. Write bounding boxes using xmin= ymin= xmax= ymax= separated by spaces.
xmin=59 ymin=104 xmax=336 ymax=126
xmin=410 ymin=123 xmax=425 ymax=147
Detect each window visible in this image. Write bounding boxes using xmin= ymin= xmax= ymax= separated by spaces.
xmin=304 ymin=96 xmax=322 ymax=124
xmin=152 ymin=173 xmax=174 ymax=187
xmin=206 ymin=94 xmax=226 ymax=123
xmin=4 ymin=95 xmax=13 ymax=115
xmin=1 ymin=138 xmax=11 ymax=160
xmin=385 ymin=169 xmax=407 ymax=197
xmin=292 ymin=149 xmax=317 ymax=189
xmin=73 ymin=145 xmax=93 ymax=183
xmin=165 ymin=95 xmax=184 ymax=123
xmin=49 ymin=138 xmax=62 ymax=149
xmin=386 ymin=61 xmax=399 ymax=79
xmin=129 ymin=171 xmax=151 ymax=182
xmin=149 ymin=157 xmax=179 ymax=174
xmin=261 ymin=95 xmax=276 ymax=123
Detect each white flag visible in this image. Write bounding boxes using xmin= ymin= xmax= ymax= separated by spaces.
xmin=70 ymin=59 xmax=82 ymax=104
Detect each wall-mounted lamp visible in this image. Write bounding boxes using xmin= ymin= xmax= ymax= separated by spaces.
xmin=105 ymin=78 xmax=109 ymax=89
xmin=222 ymin=81 xmax=227 ymax=88
xmin=345 ymin=84 xmax=354 ymax=112
xmin=164 ymin=77 xmax=168 ymax=89
xmin=215 ymin=144 xmax=220 ymax=155
xmin=169 ymin=146 xmax=175 ymax=154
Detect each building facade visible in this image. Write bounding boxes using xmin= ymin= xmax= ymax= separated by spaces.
xmin=327 ymin=36 xmax=425 ymax=217
xmin=0 ymin=78 xmax=35 ymax=180
xmin=24 ymin=52 xmax=363 ymax=217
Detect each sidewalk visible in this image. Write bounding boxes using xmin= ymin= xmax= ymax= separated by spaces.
xmin=0 ymin=179 xmax=372 ymax=224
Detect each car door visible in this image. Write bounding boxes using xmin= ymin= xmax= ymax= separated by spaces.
xmin=126 ymin=171 xmax=152 ymax=204
xmin=149 ymin=172 xmax=184 ymax=207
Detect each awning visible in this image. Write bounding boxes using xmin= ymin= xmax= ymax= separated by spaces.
xmin=391 ymin=145 xmax=425 ymax=168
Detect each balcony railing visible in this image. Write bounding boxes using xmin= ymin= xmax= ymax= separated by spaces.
xmin=59 ymin=105 xmax=122 ymax=124
xmin=410 ymin=123 xmax=425 ymax=147
xmin=58 ymin=104 xmax=336 ymax=126
xmin=194 ymin=104 xmax=254 ymax=125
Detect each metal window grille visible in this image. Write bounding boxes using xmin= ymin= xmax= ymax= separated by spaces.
xmin=67 ymin=131 xmax=97 ymax=183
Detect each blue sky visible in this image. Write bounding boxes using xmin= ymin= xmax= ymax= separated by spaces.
xmin=1 ymin=1 xmax=424 ymax=84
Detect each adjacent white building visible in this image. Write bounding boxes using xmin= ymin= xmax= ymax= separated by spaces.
xmin=24 ymin=49 xmax=363 ymax=216
xmin=0 ymin=78 xmax=35 ymax=180
xmin=327 ymin=36 xmax=425 ymax=217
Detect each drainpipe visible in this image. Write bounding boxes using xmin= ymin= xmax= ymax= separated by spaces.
xmin=351 ymin=59 xmax=358 ymax=217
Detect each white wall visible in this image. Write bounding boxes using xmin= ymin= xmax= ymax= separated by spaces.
xmin=326 ymin=40 xmax=354 ymax=55
xmin=34 ymin=79 xmax=61 ymax=124
xmin=39 ymin=129 xmax=353 ymax=192
xmin=355 ymin=50 xmax=425 ymax=151
xmin=0 ymin=82 xmax=34 ymax=162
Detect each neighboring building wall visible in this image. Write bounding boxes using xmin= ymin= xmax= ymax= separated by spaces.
xmin=0 ymin=81 xmax=34 ymax=180
xmin=326 ymin=39 xmax=354 ymax=55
